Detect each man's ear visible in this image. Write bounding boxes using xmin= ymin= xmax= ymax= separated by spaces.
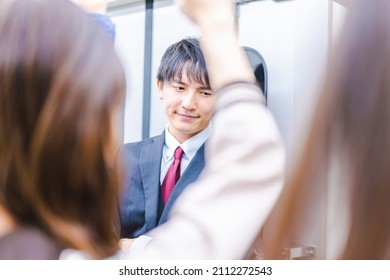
xmin=157 ymin=79 xmax=164 ymax=100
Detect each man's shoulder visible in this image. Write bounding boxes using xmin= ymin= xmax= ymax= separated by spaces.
xmin=119 ymin=134 xmax=164 ymax=168
xmin=122 ymin=134 xmax=164 ymax=153
xmin=124 ymin=134 xmax=163 ymax=147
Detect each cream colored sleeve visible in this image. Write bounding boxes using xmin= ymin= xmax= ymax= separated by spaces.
xmin=129 ymin=83 xmax=286 ymax=259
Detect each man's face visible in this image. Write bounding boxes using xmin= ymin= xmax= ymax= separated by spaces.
xmin=158 ymin=70 xmax=214 ymax=143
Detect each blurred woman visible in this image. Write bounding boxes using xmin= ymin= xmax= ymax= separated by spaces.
xmin=264 ymin=0 xmax=390 ymax=259
xmin=0 ymin=0 xmax=125 ymax=259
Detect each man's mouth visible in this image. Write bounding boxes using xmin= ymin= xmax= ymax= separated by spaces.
xmin=176 ymin=112 xmax=199 ymax=119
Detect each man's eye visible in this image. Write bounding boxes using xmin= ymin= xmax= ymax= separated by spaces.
xmin=200 ymin=91 xmax=213 ymax=97
xmin=173 ymin=85 xmax=185 ymax=91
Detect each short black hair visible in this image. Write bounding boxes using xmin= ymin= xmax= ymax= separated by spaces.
xmin=254 ymin=63 xmax=265 ymax=93
xmin=157 ymin=37 xmax=210 ymax=89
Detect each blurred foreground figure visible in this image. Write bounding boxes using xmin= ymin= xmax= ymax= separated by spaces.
xmin=0 ymin=0 xmax=125 ymax=259
xmin=264 ymin=0 xmax=390 ymax=260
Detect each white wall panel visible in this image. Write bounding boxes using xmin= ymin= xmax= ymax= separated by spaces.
xmin=238 ymin=1 xmax=297 ymax=171
xmin=110 ymin=5 xmax=145 ymax=143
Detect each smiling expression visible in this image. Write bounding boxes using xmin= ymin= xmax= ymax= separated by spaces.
xmin=158 ymin=71 xmax=215 ymax=143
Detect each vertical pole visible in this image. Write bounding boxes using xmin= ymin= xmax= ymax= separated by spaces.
xmin=142 ymin=0 xmax=154 ymax=139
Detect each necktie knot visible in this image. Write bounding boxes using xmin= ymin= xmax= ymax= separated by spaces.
xmin=174 ymin=146 xmax=183 ymax=160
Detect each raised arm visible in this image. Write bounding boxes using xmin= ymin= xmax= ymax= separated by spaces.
xmin=125 ymin=0 xmax=286 ymax=259
xmin=176 ymin=0 xmax=256 ymax=90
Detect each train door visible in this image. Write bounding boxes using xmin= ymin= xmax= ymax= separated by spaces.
xmin=107 ymin=0 xmax=349 ymax=259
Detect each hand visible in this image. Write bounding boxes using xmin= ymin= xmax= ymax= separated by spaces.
xmin=175 ymin=0 xmax=255 ymax=90
xmin=72 ymin=0 xmax=107 ymax=13
xmin=175 ymin=0 xmax=235 ymax=28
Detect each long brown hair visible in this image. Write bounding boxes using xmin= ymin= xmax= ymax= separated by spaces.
xmin=0 ymin=0 xmax=125 ymax=258
xmin=265 ymin=0 xmax=390 ymax=259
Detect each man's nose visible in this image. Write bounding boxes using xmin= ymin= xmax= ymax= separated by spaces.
xmin=181 ymin=91 xmax=196 ymax=110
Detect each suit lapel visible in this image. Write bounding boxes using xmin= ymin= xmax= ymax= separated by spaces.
xmin=140 ymin=133 xmax=164 ymax=227
xmin=158 ymin=144 xmax=206 ymax=225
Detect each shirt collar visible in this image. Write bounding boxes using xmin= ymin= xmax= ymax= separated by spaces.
xmin=164 ymin=122 xmax=212 ymax=161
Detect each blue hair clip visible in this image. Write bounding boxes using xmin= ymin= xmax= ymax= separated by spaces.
xmin=91 ymin=13 xmax=116 ymax=42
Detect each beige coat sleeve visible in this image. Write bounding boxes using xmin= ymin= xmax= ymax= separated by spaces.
xmin=131 ymin=83 xmax=286 ymax=259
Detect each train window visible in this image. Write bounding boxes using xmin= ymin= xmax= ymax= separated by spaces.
xmin=243 ymin=46 xmax=268 ymax=103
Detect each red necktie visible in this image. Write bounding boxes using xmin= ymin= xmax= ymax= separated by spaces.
xmin=161 ymin=146 xmax=184 ymax=204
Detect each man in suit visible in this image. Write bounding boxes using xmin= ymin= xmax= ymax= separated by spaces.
xmin=119 ymin=38 xmax=214 ymax=238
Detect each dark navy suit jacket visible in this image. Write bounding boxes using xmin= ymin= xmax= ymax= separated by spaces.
xmin=119 ymin=132 xmax=205 ymax=238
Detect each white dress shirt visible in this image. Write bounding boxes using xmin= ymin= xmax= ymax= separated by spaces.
xmin=160 ymin=123 xmax=212 ymax=184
